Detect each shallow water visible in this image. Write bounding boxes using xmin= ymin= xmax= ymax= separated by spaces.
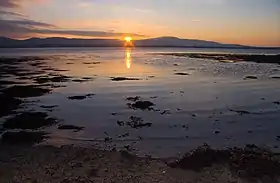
xmin=1 ymin=47 xmax=280 ymax=157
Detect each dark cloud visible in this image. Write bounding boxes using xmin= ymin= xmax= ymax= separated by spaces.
xmin=0 ymin=19 xmax=54 ymax=37
xmin=0 ymin=9 xmax=23 ymax=17
xmin=0 ymin=19 xmax=145 ymax=38
xmin=5 ymin=19 xmax=55 ymax=28
xmin=0 ymin=0 xmax=145 ymax=38
xmin=32 ymin=29 xmax=145 ymax=37
xmin=0 ymin=0 xmax=23 ymax=19
xmin=0 ymin=19 xmax=38 ymax=38
xmin=0 ymin=0 xmax=19 ymax=8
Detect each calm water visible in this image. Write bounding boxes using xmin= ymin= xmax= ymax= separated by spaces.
xmin=1 ymin=47 xmax=280 ymax=157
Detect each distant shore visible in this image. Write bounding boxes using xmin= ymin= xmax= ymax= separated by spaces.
xmin=1 ymin=45 xmax=280 ymax=49
xmin=1 ymin=36 xmax=279 ymax=49
xmin=159 ymin=53 xmax=280 ymax=65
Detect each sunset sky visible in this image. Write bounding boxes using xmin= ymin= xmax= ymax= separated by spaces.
xmin=0 ymin=0 xmax=279 ymax=46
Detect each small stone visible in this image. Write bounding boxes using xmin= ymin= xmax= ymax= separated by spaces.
xmin=214 ymin=130 xmax=220 ymax=134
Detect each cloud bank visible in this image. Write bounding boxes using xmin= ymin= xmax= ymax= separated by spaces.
xmin=0 ymin=0 xmax=19 ymax=8
xmin=0 ymin=0 xmax=144 ymax=38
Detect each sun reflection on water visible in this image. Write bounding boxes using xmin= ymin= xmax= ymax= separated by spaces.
xmin=125 ymin=48 xmax=132 ymax=69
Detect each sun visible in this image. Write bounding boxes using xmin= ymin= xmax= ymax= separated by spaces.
xmin=124 ymin=36 xmax=132 ymax=43
xmin=124 ymin=36 xmax=133 ymax=47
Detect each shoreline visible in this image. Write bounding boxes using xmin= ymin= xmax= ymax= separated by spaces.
xmin=1 ymin=144 xmax=280 ymax=183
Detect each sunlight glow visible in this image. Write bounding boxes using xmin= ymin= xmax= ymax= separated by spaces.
xmin=124 ymin=36 xmax=133 ymax=47
xmin=124 ymin=36 xmax=132 ymax=42
xmin=125 ymin=48 xmax=132 ymax=69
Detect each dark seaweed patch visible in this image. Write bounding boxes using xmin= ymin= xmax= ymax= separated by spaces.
xmin=58 ymin=125 xmax=84 ymax=132
xmin=28 ymin=61 xmax=45 ymax=67
xmin=118 ymin=133 xmax=130 ymax=138
xmin=83 ymin=62 xmax=101 ymax=65
xmin=2 ymin=85 xmax=51 ymax=98
xmin=53 ymin=69 xmax=69 ymax=72
xmin=34 ymin=75 xmax=71 ymax=84
xmin=111 ymin=77 xmax=141 ymax=81
xmin=244 ymin=76 xmax=258 ymax=80
xmin=126 ymin=96 xmax=141 ymax=102
xmin=174 ymin=72 xmax=190 ymax=76
xmin=229 ymin=108 xmax=260 ymax=115
xmin=16 ymin=76 xmax=31 ymax=80
xmin=214 ymin=130 xmax=220 ymax=134
xmin=71 ymin=77 xmax=94 ymax=83
xmin=128 ymin=100 xmax=155 ymax=110
xmin=117 ymin=116 xmax=152 ymax=129
xmin=104 ymin=137 xmax=112 ymax=143
xmin=40 ymin=105 xmax=58 ymax=109
xmin=0 ymin=95 xmax=22 ymax=118
xmin=0 ymin=80 xmax=20 ymax=86
xmin=1 ymin=131 xmax=48 ymax=145
xmin=67 ymin=94 xmax=95 ymax=100
xmin=13 ymin=71 xmax=46 ymax=77
xmin=161 ymin=110 xmax=171 ymax=115
xmin=42 ymin=67 xmax=55 ymax=71
xmin=3 ymin=112 xmax=58 ymax=130
xmin=68 ymin=96 xmax=87 ymax=100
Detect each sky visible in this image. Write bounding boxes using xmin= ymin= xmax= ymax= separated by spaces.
xmin=0 ymin=0 xmax=279 ymax=46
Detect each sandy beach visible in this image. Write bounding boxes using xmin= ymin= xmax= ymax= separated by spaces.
xmin=1 ymin=144 xmax=280 ymax=183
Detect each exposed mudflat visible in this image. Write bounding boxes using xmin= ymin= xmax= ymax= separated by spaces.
xmin=0 ymin=47 xmax=280 ymax=182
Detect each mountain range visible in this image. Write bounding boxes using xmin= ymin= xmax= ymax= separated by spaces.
xmin=0 ymin=36 xmax=258 ymax=48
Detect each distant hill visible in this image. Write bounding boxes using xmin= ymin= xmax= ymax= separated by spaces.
xmin=0 ymin=37 xmax=123 ymax=48
xmin=134 ymin=37 xmax=244 ymax=48
xmin=0 ymin=36 xmax=260 ymax=48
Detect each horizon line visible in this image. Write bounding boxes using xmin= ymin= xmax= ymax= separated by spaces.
xmin=1 ymin=36 xmax=280 ymax=49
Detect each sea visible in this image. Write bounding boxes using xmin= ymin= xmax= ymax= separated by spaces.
xmin=1 ymin=47 xmax=280 ymax=157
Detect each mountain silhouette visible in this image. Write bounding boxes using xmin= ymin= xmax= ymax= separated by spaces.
xmin=0 ymin=36 xmax=251 ymax=48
